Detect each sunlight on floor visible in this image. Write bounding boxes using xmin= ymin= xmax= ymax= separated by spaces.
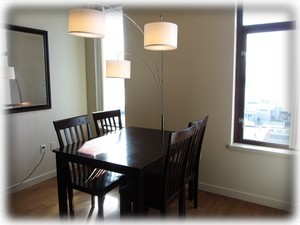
xmin=104 ymin=194 xmax=119 ymax=218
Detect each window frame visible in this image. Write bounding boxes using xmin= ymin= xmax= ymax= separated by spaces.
xmin=234 ymin=6 xmax=296 ymax=149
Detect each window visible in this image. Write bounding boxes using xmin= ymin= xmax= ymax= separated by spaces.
xmin=102 ymin=7 xmax=125 ymax=115
xmin=234 ymin=5 xmax=296 ymax=149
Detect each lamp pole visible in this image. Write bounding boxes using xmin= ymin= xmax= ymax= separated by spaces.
xmin=160 ymin=51 xmax=164 ymax=146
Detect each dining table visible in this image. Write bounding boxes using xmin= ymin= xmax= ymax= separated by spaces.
xmin=52 ymin=126 xmax=171 ymax=218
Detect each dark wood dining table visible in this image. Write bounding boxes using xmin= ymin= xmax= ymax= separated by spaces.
xmin=52 ymin=126 xmax=171 ymax=218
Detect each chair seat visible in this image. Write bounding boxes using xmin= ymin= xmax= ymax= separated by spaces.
xmin=71 ymin=171 xmax=125 ymax=196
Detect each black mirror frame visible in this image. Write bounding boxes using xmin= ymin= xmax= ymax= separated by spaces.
xmin=5 ymin=24 xmax=51 ymax=114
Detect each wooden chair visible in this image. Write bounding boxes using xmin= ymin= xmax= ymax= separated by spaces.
xmin=184 ymin=116 xmax=208 ymax=209
xmin=143 ymin=125 xmax=197 ymax=216
xmin=92 ymin=109 xmax=123 ymax=137
xmin=53 ymin=115 xmax=124 ymax=219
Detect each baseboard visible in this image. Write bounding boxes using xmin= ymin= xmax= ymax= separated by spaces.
xmin=199 ymin=181 xmax=292 ymax=211
xmin=7 ymin=170 xmax=57 ymax=194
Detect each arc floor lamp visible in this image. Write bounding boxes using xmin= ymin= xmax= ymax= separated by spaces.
xmin=68 ymin=5 xmax=178 ymax=145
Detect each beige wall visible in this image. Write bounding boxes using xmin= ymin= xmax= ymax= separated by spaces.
xmin=124 ymin=6 xmax=295 ymax=210
xmin=3 ymin=7 xmax=88 ymax=191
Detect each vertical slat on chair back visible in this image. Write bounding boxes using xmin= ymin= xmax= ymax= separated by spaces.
xmin=53 ymin=115 xmax=93 ymax=185
xmin=186 ymin=116 xmax=209 ymax=180
xmin=164 ymin=125 xmax=197 ymax=202
xmin=53 ymin=115 xmax=92 ymax=147
xmin=92 ymin=110 xmax=123 ymax=136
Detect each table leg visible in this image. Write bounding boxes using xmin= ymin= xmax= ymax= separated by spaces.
xmin=132 ymin=171 xmax=145 ymax=215
xmin=55 ymin=154 xmax=68 ymax=218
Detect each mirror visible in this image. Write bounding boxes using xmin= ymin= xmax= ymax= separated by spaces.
xmin=3 ymin=24 xmax=51 ymax=113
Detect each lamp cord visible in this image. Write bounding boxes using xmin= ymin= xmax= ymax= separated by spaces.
xmin=10 ymin=150 xmax=46 ymax=191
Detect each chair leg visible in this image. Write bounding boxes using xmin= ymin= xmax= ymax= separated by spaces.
xmin=120 ymin=195 xmax=132 ymax=216
xmin=67 ymin=187 xmax=74 ymax=218
xmin=97 ymin=195 xmax=105 ymax=219
xmin=179 ymin=190 xmax=186 ymax=217
xmin=119 ymin=193 xmax=128 ymax=216
xmin=193 ymin=178 xmax=198 ymax=209
xmin=119 ymin=181 xmax=133 ymax=216
xmin=188 ymin=180 xmax=193 ymax=200
xmin=91 ymin=195 xmax=95 ymax=208
xmin=160 ymin=208 xmax=167 ymax=217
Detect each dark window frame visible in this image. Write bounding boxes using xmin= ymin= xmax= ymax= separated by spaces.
xmin=234 ymin=6 xmax=296 ymax=149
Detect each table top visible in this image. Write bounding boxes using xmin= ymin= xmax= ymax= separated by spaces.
xmin=53 ymin=127 xmax=171 ymax=174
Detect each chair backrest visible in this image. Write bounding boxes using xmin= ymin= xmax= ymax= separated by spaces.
xmin=92 ymin=109 xmax=123 ymax=137
xmin=53 ymin=115 xmax=92 ymax=147
xmin=185 ymin=116 xmax=209 ymax=180
xmin=163 ymin=125 xmax=197 ymax=203
xmin=53 ymin=115 xmax=98 ymax=187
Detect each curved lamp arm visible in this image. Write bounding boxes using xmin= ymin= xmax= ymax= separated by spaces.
xmin=107 ymin=52 xmax=161 ymax=92
xmin=123 ymin=52 xmax=160 ymax=91
xmin=91 ymin=3 xmax=144 ymax=35
xmin=101 ymin=5 xmax=160 ymax=79
xmin=122 ymin=13 xmax=144 ymax=36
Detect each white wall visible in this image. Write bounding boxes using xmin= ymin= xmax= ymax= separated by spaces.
xmin=3 ymin=7 xmax=88 ymax=191
xmin=124 ymin=6 xmax=295 ymax=211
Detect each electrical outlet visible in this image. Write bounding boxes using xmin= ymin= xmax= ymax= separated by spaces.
xmin=50 ymin=142 xmax=56 ymax=150
xmin=40 ymin=144 xmax=46 ymax=154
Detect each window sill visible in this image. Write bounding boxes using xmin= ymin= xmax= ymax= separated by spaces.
xmin=228 ymin=143 xmax=296 ymax=158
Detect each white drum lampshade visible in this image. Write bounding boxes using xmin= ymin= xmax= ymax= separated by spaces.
xmin=144 ymin=22 xmax=178 ymax=51
xmin=3 ymin=66 xmax=15 ymax=79
xmin=68 ymin=8 xmax=105 ymax=38
xmin=106 ymin=60 xmax=131 ymax=79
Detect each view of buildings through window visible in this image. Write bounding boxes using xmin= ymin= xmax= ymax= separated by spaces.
xmin=243 ymin=30 xmax=292 ymax=145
